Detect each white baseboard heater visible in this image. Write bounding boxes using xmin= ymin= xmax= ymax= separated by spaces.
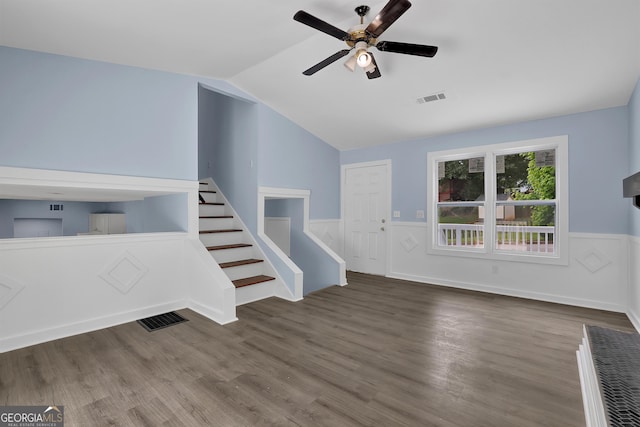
xmin=576 ymin=325 xmax=640 ymax=426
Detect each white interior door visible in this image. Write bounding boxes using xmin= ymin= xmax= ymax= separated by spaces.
xmin=343 ymin=162 xmax=389 ymax=275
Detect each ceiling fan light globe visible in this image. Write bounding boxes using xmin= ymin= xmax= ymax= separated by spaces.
xmin=356 ymin=50 xmax=372 ymax=67
xmin=344 ymin=55 xmax=357 ymax=72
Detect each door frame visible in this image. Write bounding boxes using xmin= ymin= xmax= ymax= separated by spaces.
xmin=340 ymin=160 xmax=392 ymax=276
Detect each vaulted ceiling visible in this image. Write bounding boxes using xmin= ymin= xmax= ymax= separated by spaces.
xmin=1 ymin=0 xmax=639 ymax=150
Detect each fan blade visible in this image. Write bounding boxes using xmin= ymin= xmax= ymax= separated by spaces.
xmin=294 ymin=10 xmax=349 ymax=41
xmin=376 ymin=41 xmax=438 ymax=57
xmin=302 ymin=49 xmax=352 ymax=76
xmin=366 ymin=52 xmax=382 ymax=80
xmin=366 ymin=0 xmax=412 ymax=38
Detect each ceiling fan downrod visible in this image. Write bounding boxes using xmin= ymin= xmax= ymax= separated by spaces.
xmin=354 ymin=5 xmax=370 ymax=24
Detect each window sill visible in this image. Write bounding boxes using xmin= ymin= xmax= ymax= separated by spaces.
xmin=427 ymin=245 xmax=569 ymax=266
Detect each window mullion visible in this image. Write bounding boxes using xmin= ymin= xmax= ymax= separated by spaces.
xmin=484 ymin=152 xmax=496 ymax=254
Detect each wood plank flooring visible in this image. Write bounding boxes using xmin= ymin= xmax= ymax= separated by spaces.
xmin=0 ymin=272 xmax=635 ymax=426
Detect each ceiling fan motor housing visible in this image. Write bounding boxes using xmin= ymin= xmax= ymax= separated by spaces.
xmin=355 ymin=5 xmax=370 ymax=18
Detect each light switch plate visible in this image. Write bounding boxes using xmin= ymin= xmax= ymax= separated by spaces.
xmin=393 ymin=210 xmax=400 ymax=218
xmin=416 ymin=210 xmax=425 ymax=219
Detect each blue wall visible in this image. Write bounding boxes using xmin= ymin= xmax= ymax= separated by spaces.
xmin=199 ymin=90 xmax=341 ymax=226
xmin=629 ymin=79 xmax=640 ymax=236
xmin=0 ymin=200 xmax=106 ymax=237
xmin=110 ymin=194 xmax=188 ymax=233
xmin=266 ymin=198 xmax=341 ymax=295
xmin=341 ymin=106 xmax=630 ymax=234
xmin=257 ymin=106 xmax=341 ymax=220
xmin=0 ymin=194 xmax=187 ymax=238
xmin=199 ymin=87 xmax=259 ymax=233
xmin=0 ymin=47 xmax=246 ymax=181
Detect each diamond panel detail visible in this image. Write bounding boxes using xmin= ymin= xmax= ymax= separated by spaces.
xmin=322 ymin=229 xmax=334 ymax=247
xmin=576 ymin=249 xmax=611 ymax=273
xmin=0 ymin=276 xmax=25 ymax=310
xmin=401 ymin=235 xmax=419 ymax=253
xmin=100 ymin=251 xmax=148 ymax=294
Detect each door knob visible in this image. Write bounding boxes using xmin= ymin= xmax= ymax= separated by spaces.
xmin=380 ymin=226 xmax=385 ymax=231
xmin=381 ymin=219 xmax=386 ymax=223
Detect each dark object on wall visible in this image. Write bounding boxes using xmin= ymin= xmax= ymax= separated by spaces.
xmin=623 ymin=171 xmax=640 ymax=208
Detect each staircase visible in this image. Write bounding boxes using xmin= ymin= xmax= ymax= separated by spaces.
xmin=198 ymin=181 xmax=276 ymax=303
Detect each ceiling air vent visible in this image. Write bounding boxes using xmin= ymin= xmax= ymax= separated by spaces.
xmin=417 ymin=91 xmax=446 ymax=104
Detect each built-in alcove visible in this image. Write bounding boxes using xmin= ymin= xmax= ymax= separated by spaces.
xmin=0 ymin=194 xmax=188 ymax=239
xmin=0 ymin=166 xmax=197 ymax=240
xmin=258 ymin=187 xmax=345 ymax=297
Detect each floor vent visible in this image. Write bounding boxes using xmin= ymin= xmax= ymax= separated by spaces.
xmin=586 ymin=325 xmax=640 ymax=426
xmin=137 ymin=311 xmax=188 ymax=332
xmin=417 ymin=91 xmax=446 ymax=104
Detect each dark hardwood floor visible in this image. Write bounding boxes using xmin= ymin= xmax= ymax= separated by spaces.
xmin=0 ymin=272 xmax=634 ymax=426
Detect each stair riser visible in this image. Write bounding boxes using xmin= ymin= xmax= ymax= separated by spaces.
xmin=236 ymin=280 xmax=276 ymax=306
xmin=198 ymin=204 xmax=226 ymax=216
xmin=199 ymin=232 xmax=245 ymax=247
xmin=199 ymin=183 xmax=210 ymax=191
xmin=209 ymin=247 xmax=255 ymax=263
xmin=200 ymin=192 xmax=218 ymax=203
xmin=223 ymin=263 xmax=265 ymax=281
xmin=199 ymin=217 xmax=234 ymax=230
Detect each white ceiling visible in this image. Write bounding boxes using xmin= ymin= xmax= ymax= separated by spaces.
xmin=1 ymin=0 xmax=640 ymax=151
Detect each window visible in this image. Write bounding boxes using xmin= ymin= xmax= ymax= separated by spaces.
xmin=427 ymin=136 xmax=568 ymax=265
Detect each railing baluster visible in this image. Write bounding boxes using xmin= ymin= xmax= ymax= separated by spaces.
xmin=438 ymin=223 xmax=555 ymax=252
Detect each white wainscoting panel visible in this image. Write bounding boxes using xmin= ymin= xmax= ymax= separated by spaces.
xmin=389 ymin=222 xmax=628 ymax=312
xmin=0 ymin=234 xmax=236 ymax=353
xmin=627 ymin=236 xmax=640 ymax=332
xmin=309 ymin=219 xmax=342 ymax=258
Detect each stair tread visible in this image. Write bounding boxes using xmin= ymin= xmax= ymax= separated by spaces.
xmin=206 ymin=243 xmax=253 ymax=251
xmin=199 ymin=202 xmax=224 ymax=206
xmin=199 ymin=229 xmax=242 ymax=234
xmin=219 ymin=258 xmax=264 ymax=269
xmin=199 ymin=190 xmax=217 ymax=193
xmin=232 ymin=275 xmax=275 ymax=288
xmin=199 ymin=215 xmax=233 ymax=219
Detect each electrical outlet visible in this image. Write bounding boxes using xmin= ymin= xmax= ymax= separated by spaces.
xmin=393 ymin=210 xmax=400 ymax=218
xmin=416 ymin=210 xmax=425 ymax=219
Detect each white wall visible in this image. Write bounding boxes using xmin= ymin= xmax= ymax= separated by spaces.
xmin=628 ymin=236 xmax=640 ymax=331
xmin=0 ymin=233 xmax=237 ymax=353
xmin=627 ymin=78 xmax=640 ymax=332
xmin=0 ymin=168 xmax=236 ymax=353
xmin=389 ymin=223 xmax=628 ymax=312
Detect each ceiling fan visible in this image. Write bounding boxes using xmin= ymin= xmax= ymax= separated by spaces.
xmin=293 ymin=0 xmax=438 ymax=79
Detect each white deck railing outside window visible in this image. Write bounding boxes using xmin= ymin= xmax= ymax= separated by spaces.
xmin=438 ymin=223 xmax=555 ymax=254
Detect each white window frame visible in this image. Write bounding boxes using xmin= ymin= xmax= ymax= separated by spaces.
xmin=426 ymin=135 xmax=569 ymax=265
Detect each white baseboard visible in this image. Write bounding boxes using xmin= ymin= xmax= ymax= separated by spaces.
xmin=388 ymin=272 xmax=626 ymax=313
xmin=188 ymin=300 xmax=237 ymax=325
xmin=576 ymin=326 xmax=607 ymax=427
xmin=0 ymin=299 xmax=187 ymax=353
xmin=627 ymin=308 xmax=640 ymax=333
